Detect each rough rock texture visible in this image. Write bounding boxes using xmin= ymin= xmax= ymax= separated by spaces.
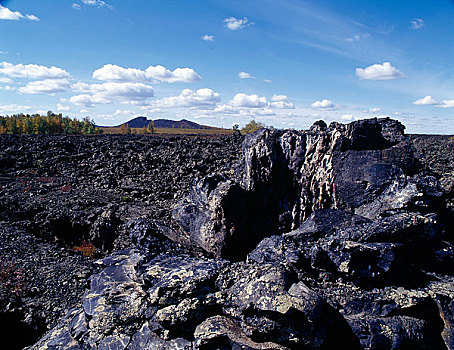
xmin=0 ymin=133 xmax=242 ymax=348
xmin=2 ymin=119 xmax=454 ymax=349
xmin=172 ymin=118 xmax=421 ymax=260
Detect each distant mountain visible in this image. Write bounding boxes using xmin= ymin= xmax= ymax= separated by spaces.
xmin=111 ymin=117 xmax=216 ymax=129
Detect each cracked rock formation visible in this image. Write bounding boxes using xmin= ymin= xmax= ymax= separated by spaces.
xmin=4 ymin=118 xmax=454 ymax=349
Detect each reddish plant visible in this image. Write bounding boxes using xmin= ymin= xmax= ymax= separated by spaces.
xmin=61 ymin=184 xmax=71 ymax=193
xmin=73 ymin=241 xmax=96 ymax=258
xmin=0 ymin=258 xmax=26 ymax=295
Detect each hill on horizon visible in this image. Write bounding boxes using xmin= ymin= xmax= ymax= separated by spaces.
xmin=103 ymin=117 xmax=218 ymax=130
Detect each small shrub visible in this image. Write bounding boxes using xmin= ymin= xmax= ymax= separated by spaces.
xmin=241 ymin=120 xmax=265 ymax=134
xmin=73 ymin=241 xmax=96 ymax=258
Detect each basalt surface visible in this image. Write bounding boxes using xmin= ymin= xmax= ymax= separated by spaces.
xmin=1 ymin=120 xmax=453 ymax=349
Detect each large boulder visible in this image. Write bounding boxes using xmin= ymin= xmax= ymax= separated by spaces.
xmin=172 ymin=118 xmax=421 ymax=260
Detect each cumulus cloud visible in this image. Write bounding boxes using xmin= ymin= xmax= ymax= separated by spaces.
xmin=153 ymin=88 xmax=220 ymax=108
xmin=311 ymin=99 xmax=337 ymax=110
xmin=19 ymin=79 xmax=70 ymax=94
xmin=437 ymin=100 xmax=454 ymax=109
xmin=224 ymin=17 xmax=253 ymax=30
xmin=238 ymin=72 xmax=254 ymax=79
xmin=355 ymin=62 xmax=404 ymax=81
xmin=410 ymin=18 xmax=425 ymax=29
xmin=230 ymin=93 xmax=267 ymax=108
xmin=201 ymin=34 xmax=214 ymax=42
xmin=0 ymin=62 xmax=70 ymax=80
xmin=72 ymin=3 xmax=82 ymax=10
xmin=368 ymin=107 xmax=381 ymax=113
xmin=0 ymin=5 xmax=39 ymax=21
xmin=92 ymin=64 xmax=201 ymax=83
xmin=70 ymin=82 xmax=155 ymax=107
xmin=413 ymin=95 xmax=438 ymax=105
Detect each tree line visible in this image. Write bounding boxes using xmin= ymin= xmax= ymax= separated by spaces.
xmin=0 ymin=112 xmax=103 ymax=135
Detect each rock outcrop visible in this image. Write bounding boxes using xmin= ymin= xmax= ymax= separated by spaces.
xmin=172 ymin=118 xmax=421 ymax=260
xmin=3 ymin=118 xmax=454 ymax=349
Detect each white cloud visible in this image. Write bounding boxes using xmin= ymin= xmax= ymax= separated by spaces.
xmin=238 ymin=71 xmax=254 ymax=79
xmin=355 ymin=62 xmax=404 ymax=81
xmin=113 ymin=109 xmax=139 ymax=116
xmin=0 ymin=62 xmax=70 ymax=80
xmin=201 ymin=34 xmax=214 ymax=42
xmin=0 ymin=77 xmax=13 ymax=84
xmin=71 ymin=81 xmax=155 ymax=107
xmin=0 ymin=104 xmax=31 ymax=112
xmin=345 ymin=33 xmax=369 ymax=42
xmin=270 ymin=101 xmax=295 ymax=109
xmin=92 ymin=64 xmax=201 ymax=83
xmin=153 ymin=88 xmax=220 ymax=108
xmin=80 ymin=109 xmax=89 ymax=114
xmin=72 ymin=3 xmax=82 ymax=10
xmin=26 ymin=15 xmax=39 ymax=21
xmin=230 ymin=93 xmax=267 ymax=108
xmin=271 ymin=94 xmax=288 ymax=102
xmin=57 ymin=103 xmax=70 ymax=111
xmin=146 ymin=65 xmax=201 ymax=83
xmin=410 ymin=18 xmax=425 ymax=30
xmin=311 ymin=99 xmax=337 ymax=110
xmin=413 ymin=95 xmax=438 ymax=105
xmin=70 ymin=94 xmax=97 ymax=108
xmin=19 ymin=79 xmax=70 ymax=94
xmin=0 ymin=5 xmax=39 ymax=21
xmin=368 ymin=107 xmax=381 ymax=113
xmin=437 ymin=100 xmax=454 ymax=109
xmin=213 ymin=104 xmax=240 ymax=114
xmin=341 ymin=114 xmax=358 ymax=121
xmin=262 ymin=79 xmax=272 ymax=83
xmin=81 ymin=0 xmax=113 ymax=9
xmin=224 ymin=17 xmax=253 ymax=30
xmin=0 ymin=85 xmax=15 ymax=91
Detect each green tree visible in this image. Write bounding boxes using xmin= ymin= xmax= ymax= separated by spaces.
xmin=147 ymin=121 xmax=155 ymax=134
xmin=241 ymin=120 xmax=265 ymax=134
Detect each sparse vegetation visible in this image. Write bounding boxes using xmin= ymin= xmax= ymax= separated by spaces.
xmin=0 ymin=112 xmax=103 ymax=135
xmin=147 ymin=121 xmax=155 ymax=134
xmin=0 ymin=257 xmax=26 ymax=295
xmin=119 ymin=123 xmax=132 ymax=134
xmin=101 ymin=126 xmax=234 ymax=135
xmin=73 ymin=241 xmax=96 ymax=258
xmin=241 ymin=120 xmax=265 ymax=134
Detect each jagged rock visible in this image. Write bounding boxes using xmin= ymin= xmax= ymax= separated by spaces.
xmin=8 ymin=119 xmax=454 ymax=349
xmin=126 ymin=218 xmax=178 ymax=256
xmin=216 ymin=262 xmax=361 ymax=349
xmin=171 ymin=174 xmax=249 ymax=259
xmin=88 ymin=204 xmax=121 ymax=251
xmin=194 ymin=315 xmax=289 ymax=349
xmin=172 ymin=118 xmax=422 ymax=261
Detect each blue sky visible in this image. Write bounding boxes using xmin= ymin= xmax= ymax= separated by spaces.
xmin=0 ymin=0 xmax=453 ymax=133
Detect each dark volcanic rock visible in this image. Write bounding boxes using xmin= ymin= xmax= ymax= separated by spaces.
xmin=2 ymin=119 xmax=454 ymax=349
xmin=172 ymin=118 xmax=421 ymax=260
